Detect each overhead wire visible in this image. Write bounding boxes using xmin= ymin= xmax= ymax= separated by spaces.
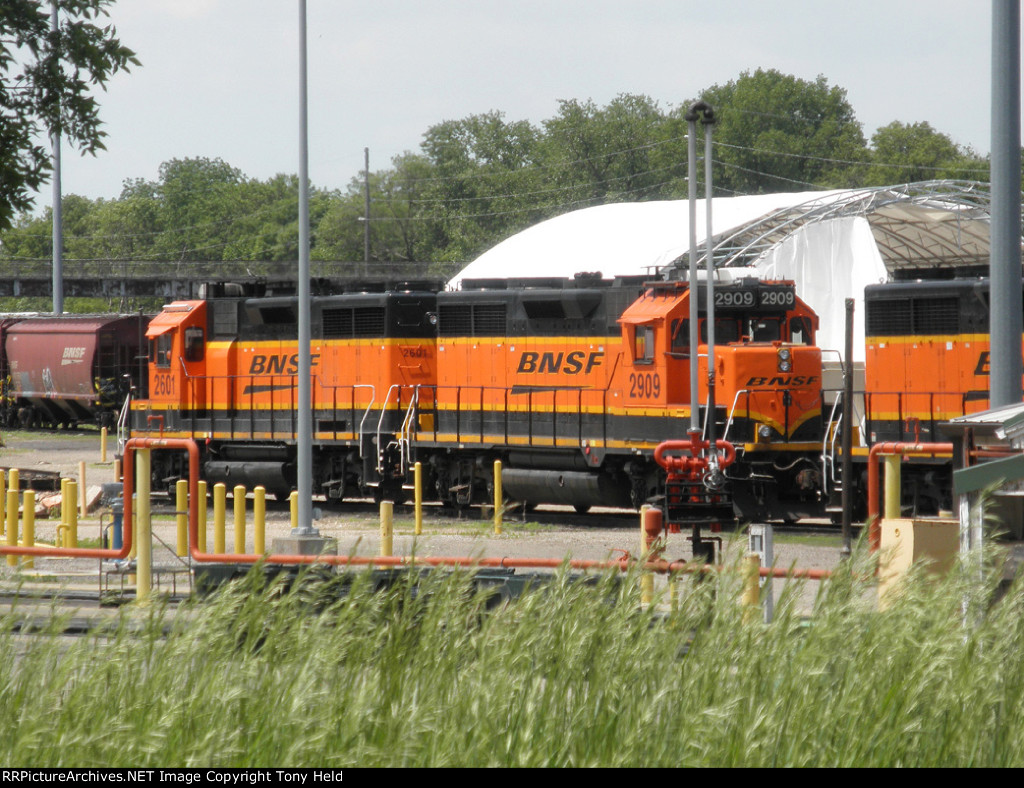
xmin=0 ymin=95 xmax=993 ymax=261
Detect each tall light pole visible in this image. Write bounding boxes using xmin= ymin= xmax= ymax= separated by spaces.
xmin=293 ymin=0 xmax=315 ymax=535
xmin=51 ymin=1 xmax=63 ymax=315
xmin=989 ymin=0 xmax=1022 ymax=407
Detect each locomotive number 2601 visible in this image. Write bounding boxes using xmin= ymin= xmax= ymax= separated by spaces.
xmin=153 ymin=373 xmax=176 ymax=397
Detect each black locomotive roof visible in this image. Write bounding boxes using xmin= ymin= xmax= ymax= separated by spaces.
xmin=199 ymin=277 xmax=445 ymax=299
xmin=865 ymin=277 xmax=993 ymax=336
xmin=438 ymin=277 xmax=648 ymax=337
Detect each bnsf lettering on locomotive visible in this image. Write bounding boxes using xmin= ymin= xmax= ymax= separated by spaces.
xmin=249 ymin=353 xmax=321 ymax=375
xmin=745 ymin=375 xmax=820 ymax=387
xmin=516 ymin=350 xmax=603 ymax=375
xmin=974 ymin=351 xmax=990 ymax=376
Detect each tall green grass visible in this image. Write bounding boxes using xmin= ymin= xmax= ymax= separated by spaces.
xmin=1 ymin=548 xmax=1023 ymax=767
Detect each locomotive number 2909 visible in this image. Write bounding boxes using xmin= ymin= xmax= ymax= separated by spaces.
xmin=629 ymin=372 xmax=661 ymax=399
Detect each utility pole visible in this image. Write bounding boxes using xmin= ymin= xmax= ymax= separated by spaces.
xmin=989 ymin=0 xmax=1022 ymax=407
xmin=364 ymin=147 xmax=371 ymax=273
xmin=51 ymin=1 xmax=63 ymax=315
xmin=293 ymin=0 xmax=315 ymax=536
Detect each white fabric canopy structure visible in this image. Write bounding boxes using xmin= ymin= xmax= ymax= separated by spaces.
xmin=448 ymin=181 xmax=994 ymax=361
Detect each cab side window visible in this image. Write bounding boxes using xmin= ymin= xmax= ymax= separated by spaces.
xmin=152 ymin=334 xmax=173 ymax=368
xmin=633 ymin=325 xmax=654 ymax=364
xmin=184 ymin=327 xmax=205 ymax=362
xmin=670 ymin=319 xmax=689 ymax=356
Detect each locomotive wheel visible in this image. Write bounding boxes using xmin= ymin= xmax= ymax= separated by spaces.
xmin=573 ymin=504 xmax=591 ymax=514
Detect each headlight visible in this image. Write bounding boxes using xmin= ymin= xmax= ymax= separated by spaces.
xmin=777 ymin=347 xmax=792 ymax=372
xmin=779 ymin=359 xmax=792 ymax=372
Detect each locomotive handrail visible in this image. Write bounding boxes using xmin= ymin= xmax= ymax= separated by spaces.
xmin=722 ymin=389 xmax=751 ymax=444
xmin=355 ymin=384 xmax=376 ymax=459
xmin=376 ymin=385 xmax=402 ymax=474
xmin=823 ymin=393 xmax=845 ymax=496
xmin=117 ymin=392 xmax=132 ymax=454
xmin=399 ymin=387 xmax=420 ymax=469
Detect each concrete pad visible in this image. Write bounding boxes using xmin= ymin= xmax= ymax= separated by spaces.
xmin=270 ymin=535 xmax=339 ymax=556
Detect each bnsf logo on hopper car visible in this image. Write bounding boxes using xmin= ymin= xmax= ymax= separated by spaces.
xmin=248 ymin=353 xmax=321 ymax=375
xmin=61 ymin=347 xmax=87 ymax=366
xmin=745 ymin=375 xmax=820 ymax=387
xmin=516 ymin=351 xmax=604 ymax=375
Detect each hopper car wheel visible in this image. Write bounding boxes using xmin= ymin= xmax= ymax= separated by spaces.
xmin=573 ymin=504 xmax=591 ymax=514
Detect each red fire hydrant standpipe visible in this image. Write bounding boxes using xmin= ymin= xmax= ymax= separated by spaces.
xmin=653 ymin=431 xmax=737 ymax=478
xmin=653 ymin=431 xmax=737 ymax=564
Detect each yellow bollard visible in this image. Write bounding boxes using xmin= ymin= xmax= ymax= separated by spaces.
xmin=197 ymin=480 xmax=208 ymax=554
xmin=380 ymin=500 xmax=393 ymax=557
xmin=413 ymin=462 xmax=423 ymax=536
xmin=213 ymin=483 xmax=226 ymax=554
xmin=100 ymin=426 xmax=108 ymax=463
xmin=639 ymin=505 xmax=654 ymax=606
xmin=176 ymin=479 xmax=188 ymax=557
xmin=114 ymin=457 xmax=122 ymax=483
xmin=78 ymin=461 xmax=87 ymax=519
xmin=21 ymin=490 xmax=34 ymax=569
xmin=289 ymin=491 xmax=298 ymax=531
xmin=493 ymin=459 xmax=503 ymax=535
xmin=253 ymin=486 xmax=266 ymax=555
xmin=233 ymin=485 xmax=247 ymax=555
xmin=135 ymin=449 xmax=152 ymax=603
xmin=741 ymin=553 xmax=761 ymax=620
xmin=66 ymin=480 xmax=78 ymax=549
xmin=884 ymin=454 xmax=901 ymax=520
xmin=60 ymin=477 xmax=70 ymax=547
xmin=0 ymin=471 xmax=5 ymax=536
xmin=5 ymin=488 xmax=17 ymax=567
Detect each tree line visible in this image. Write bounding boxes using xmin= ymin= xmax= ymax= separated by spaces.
xmin=0 ymin=69 xmax=991 ymax=281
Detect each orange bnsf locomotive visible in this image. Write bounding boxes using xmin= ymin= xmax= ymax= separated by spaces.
xmin=129 ymin=273 xmax=827 ymax=522
xmin=858 ymin=275 xmax=1014 ymax=514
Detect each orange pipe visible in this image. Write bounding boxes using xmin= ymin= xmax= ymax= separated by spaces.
xmin=0 ymin=437 xmax=833 ymax=583
xmin=866 ymin=442 xmax=953 ymax=552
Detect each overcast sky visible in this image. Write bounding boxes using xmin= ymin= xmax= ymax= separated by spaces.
xmin=42 ymin=0 xmax=998 ymax=207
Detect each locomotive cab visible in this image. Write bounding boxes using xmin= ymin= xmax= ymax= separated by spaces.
xmin=616 ymin=279 xmax=821 ymax=441
xmin=144 ymin=301 xmax=208 ymax=417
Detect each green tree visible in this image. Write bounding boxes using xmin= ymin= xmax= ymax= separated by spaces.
xmin=0 ymin=0 xmax=137 ymax=228
xmin=697 ymin=69 xmax=868 ymax=194
xmin=866 ymin=121 xmax=989 ymax=184
xmin=542 ymin=94 xmax=682 ymax=205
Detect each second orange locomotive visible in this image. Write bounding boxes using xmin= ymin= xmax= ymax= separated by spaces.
xmin=130 ymin=272 xmax=826 ymax=523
